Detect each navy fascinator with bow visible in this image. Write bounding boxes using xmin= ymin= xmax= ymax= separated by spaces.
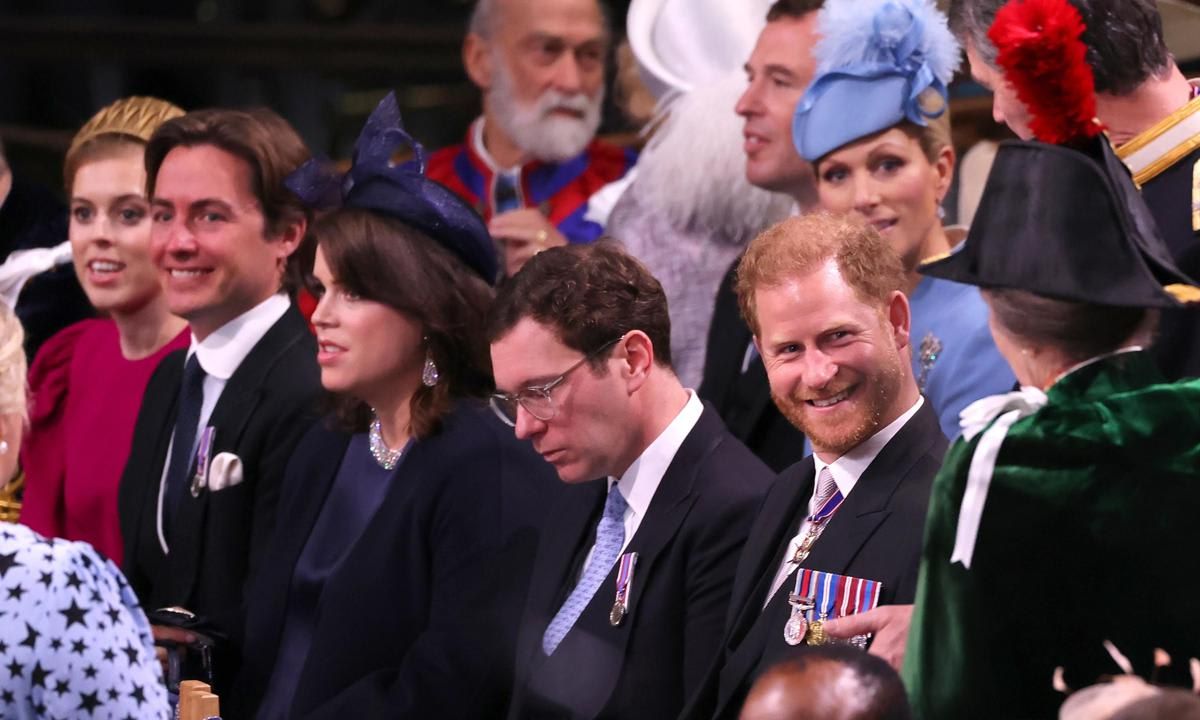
xmin=286 ymin=93 xmax=498 ymax=283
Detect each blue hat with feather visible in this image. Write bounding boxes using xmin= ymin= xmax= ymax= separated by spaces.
xmin=285 ymin=93 xmax=498 ymax=283
xmin=791 ymin=0 xmax=960 ymax=162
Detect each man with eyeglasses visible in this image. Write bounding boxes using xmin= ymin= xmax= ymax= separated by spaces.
xmin=488 ymin=241 xmax=773 ymax=720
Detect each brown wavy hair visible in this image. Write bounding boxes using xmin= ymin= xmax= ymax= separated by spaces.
xmin=144 ymin=107 xmax=313 ymax=294
xmin=315 ymin=208 xmax=495 ymax=438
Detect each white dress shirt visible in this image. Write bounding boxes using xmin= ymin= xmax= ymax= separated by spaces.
xmin=763 ymin=396 xmax=925 ymax=606
xmin=471 ymin=118 xmax=525 ymax=207
xmin=579 ymin=390 xmax=705 ymax=578
xmin=156 ymin=293 xmax=292 ymax=552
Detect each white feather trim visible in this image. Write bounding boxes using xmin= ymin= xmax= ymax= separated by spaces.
xmin=815 ymin=0 xmax=960 ymax=85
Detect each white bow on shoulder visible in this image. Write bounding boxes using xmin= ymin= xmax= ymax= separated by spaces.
xmin=950 ymin=387 xmax=1048 ymax=569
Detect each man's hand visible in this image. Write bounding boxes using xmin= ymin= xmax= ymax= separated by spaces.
xmin=489 ymin=208 xmax=567 ymax=277
xmin=823 ymin=604 xmax=914 ymax=670
xmin=152 ymin=624 xmax=197 ymax=671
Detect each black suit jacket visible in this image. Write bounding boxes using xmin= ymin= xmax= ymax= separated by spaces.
xmin=233 ymin=402 xmax=562 ymax=719
xmin=507 ymin=406 xmax=773 ymax=720
xmin=1142 ymin=146 xmax=1200 ymax=379
xmin=683 ymin=401 xmax=947 ymax=720
xmin=699 ymin=259 xmax=806 ymax=473
xmin=118 ymin=304 xmax=319 ymax=694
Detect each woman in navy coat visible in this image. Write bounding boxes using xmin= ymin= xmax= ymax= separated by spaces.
xmin=233 ymin=95 xmax=559 ymax=719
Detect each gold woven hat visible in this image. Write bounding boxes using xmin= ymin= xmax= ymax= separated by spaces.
xmin=64 ymin=96 xmax=184 ymax=185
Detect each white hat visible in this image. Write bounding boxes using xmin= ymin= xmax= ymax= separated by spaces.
xmin=626 ymin=0 xmax=774 ymax=99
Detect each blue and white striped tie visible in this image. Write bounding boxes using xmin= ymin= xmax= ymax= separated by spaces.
xmin=542 ymin=485 xmax=628 ymax=655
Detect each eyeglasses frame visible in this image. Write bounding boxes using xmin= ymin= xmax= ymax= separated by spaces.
xmin=489 ymin=335 xmax=624 ymax=427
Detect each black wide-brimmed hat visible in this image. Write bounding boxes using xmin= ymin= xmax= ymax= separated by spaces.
xmin=919 ymin=134 xmax=1200 ymax=308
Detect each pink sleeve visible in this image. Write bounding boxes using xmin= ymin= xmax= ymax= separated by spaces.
xmin=19 ymin=322 xmax=87 ymax=537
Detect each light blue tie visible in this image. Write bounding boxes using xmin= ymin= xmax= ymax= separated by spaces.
xmin=542 ymin=484 xmax=628 ymax=655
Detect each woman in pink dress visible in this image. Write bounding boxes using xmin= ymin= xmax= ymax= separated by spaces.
xmin=20 ymin=96 xmax=189 ymax=563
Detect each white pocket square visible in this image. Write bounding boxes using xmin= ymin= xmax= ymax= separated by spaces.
xmin=206 ymin=452 xmax=245 ymax=492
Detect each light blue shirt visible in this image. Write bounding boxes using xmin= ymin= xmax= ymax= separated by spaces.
xmin=0 ymin=522 xmax=169 ymax=719
xmin=909 ymin=276 xmax=1016 ymax=439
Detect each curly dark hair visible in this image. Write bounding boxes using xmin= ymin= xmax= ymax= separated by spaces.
xmin=486 ymin=240 xmax=673 ymax=371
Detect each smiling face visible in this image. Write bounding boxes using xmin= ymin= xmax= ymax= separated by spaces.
xmin=754 ymin=260 xmax=913 ymax=459
xmin=967 ymin=42 xmax=1033 ymax=139
xmin=150 ymin=144 xmax=301 ymax=340
xmin=815 ymin=127 xmax=952 ymax=271
xmin=68 ymin=143 xmax=164 ymax=316
xmin=490 ymin=317 xmax=632 ymax=484
xmin=736 ymin=14 xmax=820 ymax=198
xmin=310 ymin=245 xmax=424 ymax=407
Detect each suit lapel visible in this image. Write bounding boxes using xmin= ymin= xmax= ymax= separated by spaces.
xmin=164 ymin=307 xmax=310 ymax=603
xmin=513 ymin=479 xmax=605 ymax=688
xmin=723 ymin=459 xmax=812 ymax=649
xmin=127 ymin=352 xmax=184 ymax=564
xmin=517 ymin=407 xmax=725 ymax=720
xmin=799 ymin=402 xmax=942 ymax=578
xmin=714 ymin=402 xmax=944 ymax=718
xmin=594 ymin=407 xmax=725 ymax=633
xmin=258 ymin=426 xmax=349 ymax=663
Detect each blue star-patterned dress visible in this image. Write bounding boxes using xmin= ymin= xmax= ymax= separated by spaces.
xmin=0 ymin=522 xmax=168 ymax=719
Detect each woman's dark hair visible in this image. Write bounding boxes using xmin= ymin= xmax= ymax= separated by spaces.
xmin=984 ymin=288 xmax=1152 ymax=364
xmin=315 ymin=208 xmax=494 ymax=438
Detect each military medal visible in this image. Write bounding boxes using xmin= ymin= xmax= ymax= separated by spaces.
xmin=787 ymin=568 xmax=884 ymax=647
xmin=190 ymin=426 xmax=216 ymax=497
xmin=789 ymin=487 xmax=846 ymax=567
xmin=783 ymin=593 xmax=813 ymax=646
xmin=610 ymin=552 xmax=638 ymax=627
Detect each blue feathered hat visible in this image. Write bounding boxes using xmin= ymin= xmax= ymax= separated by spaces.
xmin=285 ymin=93 xmax=498 ymax=283
xmin=792 ymin=0 xmax=960 ymax=162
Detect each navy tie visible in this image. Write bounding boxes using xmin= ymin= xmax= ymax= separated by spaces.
xmin=163 ymin=353 xmax=206 ymax=533
xmin=542 ymin=484 xmax=628 ymax=655
xmin=493 ymin=173 xmax=522 ymax=215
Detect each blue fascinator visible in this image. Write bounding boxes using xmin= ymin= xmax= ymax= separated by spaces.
xmin=791 ymin=0 xmax=960 ymax=162
xmin=286 ymin=92 xmax=498 ymax=283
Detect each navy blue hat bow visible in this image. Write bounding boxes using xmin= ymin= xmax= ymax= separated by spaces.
xmin=286 ymin=93 xmax=498 ymax=283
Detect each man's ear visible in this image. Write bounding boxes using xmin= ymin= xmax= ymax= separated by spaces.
xmin=271 ymin=216 xmax=307 ymax=261
xmin=619 ymin=330 xmax=655 ymax=393
xmin=463 ymin=33 xmax=494 ymax=91
xmin=886 ymin=290 xmax=912 ymax=351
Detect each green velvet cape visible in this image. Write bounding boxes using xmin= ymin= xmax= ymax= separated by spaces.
xmin=905 ymin=351 xmax=1200 ymax=719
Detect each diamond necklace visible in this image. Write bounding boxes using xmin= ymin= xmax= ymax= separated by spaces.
xmin=368 ymin=414 xmax=403 ymax=470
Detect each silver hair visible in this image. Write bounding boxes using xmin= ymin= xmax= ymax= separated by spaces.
xmin=467 ymin=0 xmax=611 ymax=40
xmin=468 ymin=0 xmax=498 ymax=38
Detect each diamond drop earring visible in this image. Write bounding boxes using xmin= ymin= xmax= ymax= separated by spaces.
xmin=422 ymin=339 xmax=440 ymax=387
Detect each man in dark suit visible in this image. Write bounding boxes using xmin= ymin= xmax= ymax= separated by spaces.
xmin=488 ymin=241 xmax=773 ymax=720
xmin=118 ymin=108 xmax=320 ymax=694
xmin=699 ymin=0 xmax=824 ymax=472
xmin=683 ymin=214 xmax=948 ymax=720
